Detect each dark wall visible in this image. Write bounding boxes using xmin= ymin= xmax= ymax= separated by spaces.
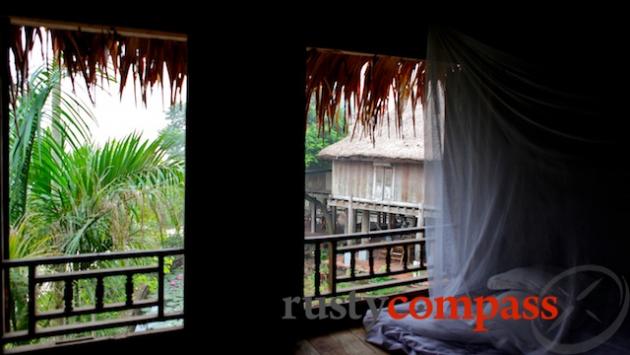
xmin=0 ymin=11 xmax=307 ymax=354
xmin=2 ymin=14 xmax=630 ymax=353
xmin=0 ymin=12 xmax=199 ymax=355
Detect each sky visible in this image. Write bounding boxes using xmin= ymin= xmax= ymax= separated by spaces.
xmin=19 ymin=30 xmax=186 ymax=146
xmin=60 ymin=76 xmax=184 ymax=145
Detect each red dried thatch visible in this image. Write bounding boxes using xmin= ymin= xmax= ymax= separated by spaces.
xmin=306 ymin=48 xmax=425 ymax=138
xmin=8 ymin=24 xmax=187 ymax=107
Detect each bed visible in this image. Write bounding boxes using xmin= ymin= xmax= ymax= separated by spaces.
xmin=363 ymin=267 xmax=630 ymax=354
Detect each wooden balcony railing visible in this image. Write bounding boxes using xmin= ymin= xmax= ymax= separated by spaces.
xmin=304 ymin=227 xmax=427 ymax=298
xmin=1 ymin=248 xmax=184 ymax=346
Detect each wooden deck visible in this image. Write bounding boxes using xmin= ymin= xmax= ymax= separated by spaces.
xmin=295 ymin=326 xmax=390 ymax=355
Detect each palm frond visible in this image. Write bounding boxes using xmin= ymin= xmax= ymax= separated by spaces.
xmin=28 ymin=132 xmax=184 ymax=254
xmin=9 ymin=64 xmax=94 ymax=224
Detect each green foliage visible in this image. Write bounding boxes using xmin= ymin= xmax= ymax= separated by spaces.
xmin=164 ymin=256 xmax=175 ymax=274
xmin=9 ymin=268 xmax=28 ymax=331
xmin=26 ymin=131 xmax=184 ymax=255
xmin=133 ymin=274 xmax=158 ymax=294
xmin=159 ymin=104 xmax=186 ymax=160
xmin=9 ymin=214 xmax=51 ymax=259
xmin=9 ymin=65 xmax=93 ymax=225
xmin=5 ymin=64 xmax=186 ymax=341
xmin=304 ymin=101 xmax=345 ymax=169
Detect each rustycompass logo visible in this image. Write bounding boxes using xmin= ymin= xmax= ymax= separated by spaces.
xmin=283 ymin=293 xmax=560 ymax=331
xmin=532 ymin=265 xmax=629 ymax=354
xmin=386 ymin=293 xmax=558 ymax=332
xmin=283 ymin=265 xmax=629 ymax=353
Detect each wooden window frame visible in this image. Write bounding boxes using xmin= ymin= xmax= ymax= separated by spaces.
xmin=0 ymin=16 xmax=189 ymax=354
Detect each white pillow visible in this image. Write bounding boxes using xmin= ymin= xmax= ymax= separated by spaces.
xmin=487 ymin=266 xmax=556 ymax=294
xmin=486 ymin=265 xmax=596 ymax=311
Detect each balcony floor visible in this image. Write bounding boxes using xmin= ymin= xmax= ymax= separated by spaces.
xmin=295 ymin=326 xmax=390 ymax=355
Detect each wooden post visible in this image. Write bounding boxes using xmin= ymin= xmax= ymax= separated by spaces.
xmin=95 ymin=276 xmax=104 ymax=310
xmin=344 ymin=197 xmax=355 ymax=266
xmin=386 ymin=213 xmax=396 ymax=243
xmin=323 ymin=200 xmax=334 ymax=292
xmin=310 ymin=201 xmax=316 ymax=233
xmin=415 ymin=209 xmax=424 ymax=267
xmin=321 ymin=198 xmax=331 ymax=234
xmin=380 ymin=212 xmax=385 ymax=227
xmin=361 ymin=210 xmax=370 ymax=233
xmin=346 ymin=197 xmax=355 ymax=234
xmin=157 ymin=256 xmax=164 ymax=318
xmin=331 ymin=206 xmax=337 ymax=234
xmin=28 ymin=265 xmax=36 ymax=334
xmin=314 ymin=243 xmax=321 ymax=297
xmin=329 ymin=242 xmax=337 ymax=294
xmin=388 ymin=213 xmax=396 ymax=230
xmin=359 ymin=210 xmax=369 ymax=260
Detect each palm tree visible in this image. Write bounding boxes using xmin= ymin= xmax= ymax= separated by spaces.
xmin=7 ymin=64 xmax=94 ymax=332
xmin=28 ymin=131 xmax=184 ymax=254
xmin=10 ymin=64 xmax=184 ymax=256
xmin=7 ymin=65 xmax=185 ymax=333
xmin=9 ymin=64 xmax=93 ymax=226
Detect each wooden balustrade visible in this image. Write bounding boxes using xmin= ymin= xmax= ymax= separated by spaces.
xmin=304 ymin=227 xmax=427 ymax=297
xmin=1 ymin=248 xmax=184 ymax=344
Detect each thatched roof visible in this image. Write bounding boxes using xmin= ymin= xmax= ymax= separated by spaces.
xmin=8 ymin=18 xmax=187 ymax=107
xmin=318 ymin=105 xmax=423 ymax=163
xmin=306 ymin=48 xmax=425 ymax=139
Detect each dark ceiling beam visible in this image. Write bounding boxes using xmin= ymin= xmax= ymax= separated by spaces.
xmin=304 ymin=24 xmax=429 ymax=60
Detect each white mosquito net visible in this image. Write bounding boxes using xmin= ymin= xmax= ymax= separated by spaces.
xmin=366 ymin=26 xmax=630 ymax=354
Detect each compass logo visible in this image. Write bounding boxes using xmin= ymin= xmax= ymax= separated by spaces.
xmin=532 ymin=265 xmax=629 ymax=354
